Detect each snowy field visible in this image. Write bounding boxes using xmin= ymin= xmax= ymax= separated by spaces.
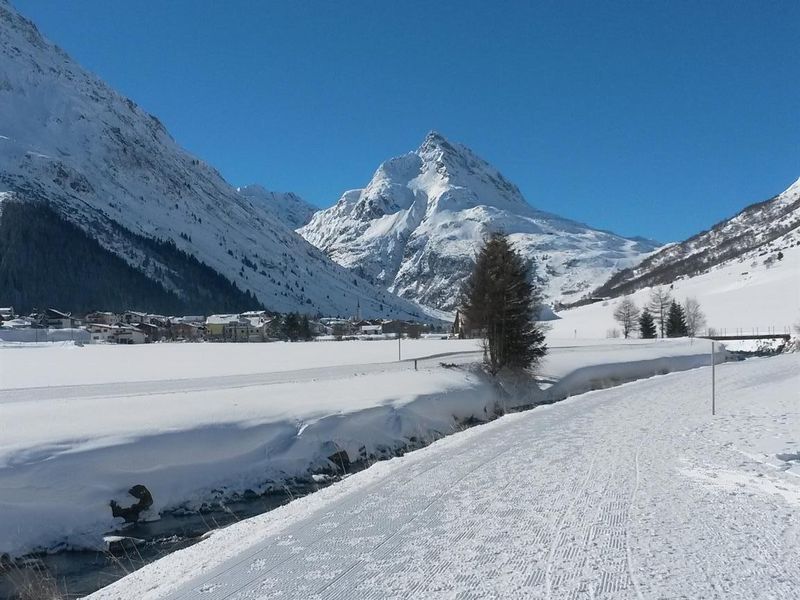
xmin=88 ymin=354 xmax=800 ymax=600
xmin=0 ymin=338 xmax=481 ymax=389
xmin=0 ymin=337 xmax=722 ymax=557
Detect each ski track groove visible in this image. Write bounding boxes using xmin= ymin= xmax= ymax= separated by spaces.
xmin=625 ymin=441 xmax=644 ymax=600
xmin=544 ymin=452 xmax=598 ymax=600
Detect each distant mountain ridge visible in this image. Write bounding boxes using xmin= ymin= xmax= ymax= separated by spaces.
xmin=300 ymin=132 xmax=661 ymax=311
xmin=237 ymin=185 xmax=317 ymax=230
xmin=0 ymin=2 xmax=427 ymax=320
xmin=593 ymin=177 xmax=800 ymax=299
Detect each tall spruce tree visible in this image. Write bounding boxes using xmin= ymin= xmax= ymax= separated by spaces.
xmin=639 ymin=309 xmax=657 ymax=339
xmin=460 ymin=233 xmax=546 ymax=374
xmin=666 ymin=300 xmax=688 ymax=337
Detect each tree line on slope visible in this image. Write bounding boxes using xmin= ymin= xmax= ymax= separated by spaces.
xmin=0 ymin=200 xmax=261 ymax=315
xmin=613 ymin=287 xmax=706 ymax=339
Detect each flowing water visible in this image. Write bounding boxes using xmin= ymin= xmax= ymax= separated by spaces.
xmin=0 ymin=483 xmax=325 ymax=599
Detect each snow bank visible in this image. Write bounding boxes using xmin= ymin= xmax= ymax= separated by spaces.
xmin=0 ymin=364 xmax=505 ymax=556
xmin=541 ymin=339 xmax=727 ymax=400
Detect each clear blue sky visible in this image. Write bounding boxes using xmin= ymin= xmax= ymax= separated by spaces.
xmin=15 ymin=0 xmax=800 ymax=241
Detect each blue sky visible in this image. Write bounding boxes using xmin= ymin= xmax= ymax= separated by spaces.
xmin=15 ymin=0 xmax=799 ymax=241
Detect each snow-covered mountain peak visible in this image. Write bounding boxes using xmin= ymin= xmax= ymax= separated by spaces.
xmin=300 ymin=134 xmax=661 ymax=311
xmin=414 ymin=131 xmax=531 ymax=214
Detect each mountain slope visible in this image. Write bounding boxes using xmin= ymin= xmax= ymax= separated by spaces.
xmin=237 ymin=185 xmax=317 ymax=230
xmin=0 ymin=1 xmax=425 ymax=320
xmin=300 ymin=132 xmax=660 ymax=311
xmin=593 ymin=178 xmax=800 ymax=299
xmin=0 ymin=197 xmax=260 ymax=314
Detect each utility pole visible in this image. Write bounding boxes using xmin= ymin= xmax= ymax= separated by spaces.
xmin=711 ymin=340 xmax=716 ymax=416
xmin=398 ymin=332 xmax=402 ymax=361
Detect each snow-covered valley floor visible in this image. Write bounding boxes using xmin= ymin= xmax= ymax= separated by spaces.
xmin=90 ymin=353 xmax=799 ymax=600
xmin=0 ymin=338 xmax=721 ymax=561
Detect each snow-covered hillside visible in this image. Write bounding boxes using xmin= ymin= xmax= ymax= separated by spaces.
xmin=237 ymin=184 xmax=317 ymax=229
xmin=550 ymin=240 xmax=800 ymax=338
xmin=0 ymin=2 xmax=425 ymax=319
xmin=300 ymin=132 xmax=661 ymax=311
xmin=595 ymin=177 xmax=800 ymax=299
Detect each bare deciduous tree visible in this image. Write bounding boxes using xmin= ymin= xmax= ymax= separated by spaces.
xmin=612 ymin=296 xmax=640 ymax=339
xmin=683 ymin=297 xmax=706 ymax=337
xmin=648 ymin=286 xmax=672 ymax=338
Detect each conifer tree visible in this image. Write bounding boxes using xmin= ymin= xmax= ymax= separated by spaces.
xmin=666 ymin=300 xmax=688 ymax=337
xmin=268 ymin=314 xmax=284 ymax=339
xmin=299 ymin=314 xmax=313 ymax=341
xmin=283 ymin=312 xmax=300 ymax=341
xmin=639 ymin=309 xmax=657 ymax=339
xmin=460 ymin=233 xmax=546 ymax=374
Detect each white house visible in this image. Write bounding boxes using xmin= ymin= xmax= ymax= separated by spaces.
xmin=112 ymin=325 xmax=147 ymax=344
xmin=86 ymin=323 xmax=115 ymax=343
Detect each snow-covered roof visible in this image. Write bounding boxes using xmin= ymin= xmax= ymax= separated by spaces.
xmin=176 ymin=316 xmax=205 ymax=323
xmin=1 ymin=318 xmax=32 ymax=328
xmin=206 ymin=314 xmax=241 ymax=325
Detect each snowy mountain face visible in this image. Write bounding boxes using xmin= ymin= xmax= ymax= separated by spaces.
xmin=300 ymin=132 xmax=661 ymax=311
xmin=0 ymin=2 xmax=427 ymax=319
xmin=594 ymin=177 xmax=800 ymax=299
xmin=237 ymin=185 xmax=317 ymax=230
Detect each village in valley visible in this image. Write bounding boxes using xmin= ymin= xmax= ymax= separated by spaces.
xmin=0 ymin=306 xmax=447 ymax=345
